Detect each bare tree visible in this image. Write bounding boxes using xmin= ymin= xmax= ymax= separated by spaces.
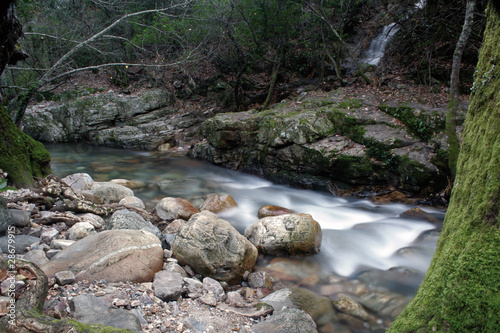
xmin=446 ymin=0 xmax=476 ymax=178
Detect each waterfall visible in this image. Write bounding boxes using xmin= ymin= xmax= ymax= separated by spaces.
xmin=361 ymin=22 xmax=400 ymax=66
xmin=361 ymin=0 xmax=426 ymax=66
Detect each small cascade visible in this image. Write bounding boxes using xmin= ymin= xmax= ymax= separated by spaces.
xmin=361 ymin=0 xmax=426 ymax=66
xmin=361 ymin=22 xmax=400 ymax=66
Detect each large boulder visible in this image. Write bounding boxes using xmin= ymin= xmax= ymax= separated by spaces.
xmin=89 ymin=182 xmax=134 ymax=204
xmin=154 ymin=197 xmax=199 ymax=220
xmin=199 ymin=193 xmax=238 ymax=213
xmin=251 ymin=308 xmax=318 ymax=333
xmin=40 ymin=230 xmax=163 ymax=283
xmin=244 ymin=214 xmax=322 ymax=256
xmin=61 ymin=173 xmax=94 ymax=192
xmin=172 ymin=210 xmax=258 ymax=284
xmin=107 ymin=209 xmax=161 ymax=239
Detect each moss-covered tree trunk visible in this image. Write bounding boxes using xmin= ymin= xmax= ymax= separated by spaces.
xmin=0 ymin=106 xmax=51 ymax=188
xmin=0 ymin=1 xmax=51 ymax=188
xmin=388 ymin=4 xmax=500 ymax=332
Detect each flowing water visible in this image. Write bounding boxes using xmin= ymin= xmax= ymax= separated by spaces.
xmin=47 ymin=143 xmax=444 ymax=295
xmin=362 ymin=23 xmax=401 ymax=66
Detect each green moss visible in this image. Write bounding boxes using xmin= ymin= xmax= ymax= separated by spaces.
xmin=0 ymin=106 xmax=51 ymax=187
xmin=332 ymin=155 xmax=373 ymax=180
xmin=388 ymin=5 xmax=500 ymax=332
xmin=338 ymin=98 xmax=363 ymax=109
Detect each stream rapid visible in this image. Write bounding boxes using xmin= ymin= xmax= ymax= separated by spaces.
xmin=47 ymin=143 xmax=444 ymax=295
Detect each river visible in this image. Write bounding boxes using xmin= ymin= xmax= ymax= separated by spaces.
xmin=47 ymin=143 xmax=444 ymax=296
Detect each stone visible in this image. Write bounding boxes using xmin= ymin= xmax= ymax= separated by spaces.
xmin=107 ymin=209 xmax=161 ymax=240
xmin=332 ymin=293 xmax=372 ymax=321
xmin=172 ymin=211 xmax=258 ymax=284
xmin=69 ymin=222 xmax=96 ymax=240
xmin=199 ymin=193 xmax=238 ymax=213
xmin=55 ymin=270 xmax=76 ymax=285
xmin=61 ymin=173 xmax=94 ymax=192
xmin=248 ymin=271 xmax=273 ymax=289
xmin=0 ymin=235 xmax=39 ymax=253
xmin=203 ymin=277 xmax=225 ymax=302
xmin=226 ymin=291 xmax=246 ymax=307
xmin=183 ymin=277 xmax=203 ymax=298
xmin=78 ymin=213 xmax=105 ymax=229
xmin=0 ymin=198 xmax=12 ymax=233
xmin=46 ymin=249 xmax=60 ymax=259
xmin=251 ymin=308 xmax=318 ymax=333
xmin=24 ymin=249 xmax=49 ymax=266
xmin=110 ymin=179 xmax=146 ymax=189
xmin=257 ymin=205 xmax=296 ymax=218
xmin=358 ymin=290 xmax=412 ymax=319
xmin=69 ymin=294 xmax=142 ymax=333
xmin=152 ymin=271 xmax=184 ymax=302
xmin=119 ymin=196 xmax=146 ymax=209
xmin=0 ymin=296 xmax=14 ymax=316
xmin=40 ymin=227 xmax=60 ymax=242
xmin=399 ymin=207 xmax=440 ymax=224
xmin=163 ymin=261 xmax=188 ymax=278
xmin=261 ymin=287 xmax=337 ymax=325
xmin=41 ymin=230 xmax=163 ymax=283
xmin=244 ymin=214 xmax=322 ymax=256
xmin=90 ymin=182 xmax=134 ymax=204
xmin=7 ymin=209 xmax=31 ymax=228
xmin=154 ymin=197 xmax=199 ymax=220
xmin=50 ymin=239 xmax=75 ymax=249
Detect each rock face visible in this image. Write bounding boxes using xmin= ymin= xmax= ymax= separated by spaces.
xmin=172 ymin=211 xmax=258 ymax=284
xmin=245 ymin=214 xmax=322 ymax=256
xmin=189 ymin=89 xmax=461 ymax=196
xmin=23 ymin=90 xmax=172 ymax=149
xmin=41 ymin=230 xmax=163 ymax=283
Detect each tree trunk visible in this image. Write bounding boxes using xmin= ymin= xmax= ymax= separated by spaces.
xmin=388 ymin=3 xmax=500 ymax=332
xmin=445 ymin=0 xmax=475 ymax=178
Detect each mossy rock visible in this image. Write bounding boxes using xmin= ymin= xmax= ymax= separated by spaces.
xmin=0 ymin=106 xmax=51 ymax=187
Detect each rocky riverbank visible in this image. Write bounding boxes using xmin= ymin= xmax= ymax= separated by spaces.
xmin=0 ymin=172 xmax=439 ymax=332
xmin=22 ymin=83 xmax=468 ymax=204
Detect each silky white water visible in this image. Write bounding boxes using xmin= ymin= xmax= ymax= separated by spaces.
xmin=48 ymin=143 xmax=443 ymax=285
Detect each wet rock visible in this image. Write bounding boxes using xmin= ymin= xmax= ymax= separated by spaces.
xmin=153 ymin=271 xmax=184 ymax=302
xmin=261 ymin=287 xmax=337 ymax=325
xmin=172 ymin=210 xmax=258 ymax=284
xmin=154 ymin=197 xmax=199 ymax=220
xmin=90 ymin=182 xmax=134 ymax=204
xmin=107 ymin=209 xmax=161 ymax=239
xmin=399 ymin=207 xmax=440 ymax=224
xmin=251 ymin=307 xmax=318 ymax=333
xmin=199 ymin=193 xmax=238 ymax=213
xmin=244 ymin=214 xmax=322 ymax=256
xmin=41 ymin=230 xmax=163 ymax=283
xmin=110 ymin=179 xmax=146 ymax=189
xmin=358 ymin=290 xmax=412 ymax=319
xmin=118 ymin=195 xmax=146 ymax=209
xmin=69 ymin=294 xmax=142 ymax=333
xmin=332 ymin=293 xmax=372 ymax=321
xmin=61 ymin=173 xmax=94 ymax=192
xmin=257 ymin=205 xmax=296 ymax=218
xmin=69 ymin=221 xmax=96 ymax=240
xmin=0 ymin=235 xmax=39 ymax=253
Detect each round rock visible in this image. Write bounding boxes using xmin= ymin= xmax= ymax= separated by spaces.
xmin=172 ymin=211 xmax=258 ymax=284
xmin=244 ymin=213 xmax=322 ymax=256
xmin=40 ymin=229 xmax=163 ymax=283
